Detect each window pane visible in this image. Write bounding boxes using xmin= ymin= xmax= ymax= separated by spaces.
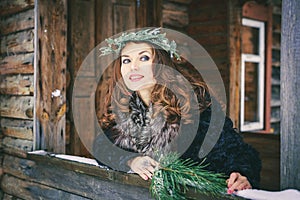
xmin=244 ymin=62 xmax=259 ymax=123
xmin=242 ymin=26 xmax=259 ymax=54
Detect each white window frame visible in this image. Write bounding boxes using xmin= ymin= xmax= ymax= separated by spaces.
xmin=240 ymin=18 xmax=265 ymax=132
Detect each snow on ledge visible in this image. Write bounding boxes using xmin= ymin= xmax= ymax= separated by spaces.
xmin=28 ymin=150 xmax=109 ymax=169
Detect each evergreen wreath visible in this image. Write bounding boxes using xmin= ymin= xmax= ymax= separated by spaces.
xmin=150 ymin=153 xmax=238 ymax=200
xmin=99 ymin=28 xmax=181 ymax=60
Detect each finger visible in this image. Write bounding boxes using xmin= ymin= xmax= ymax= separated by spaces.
xmin=231 ymin=181 xmax=251 ymax=193
xmin=142 ymin=169 xmax=153 ymax=180
xmin=146 ymin=165 xmax=156 ymax=174
xmin=229 ymin=176 xmax=250 ymax=191
xmin=227 ymin=172 xmax=239 ymax=188
xmin=139 ymin=173 xmax=149 ymax=180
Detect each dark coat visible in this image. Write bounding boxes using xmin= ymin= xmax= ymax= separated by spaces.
xmin=93 ymin=92 xmax=261 ymax=188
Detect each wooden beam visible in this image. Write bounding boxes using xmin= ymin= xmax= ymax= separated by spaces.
xmin=2 ymin=137 xmax=33 ymax=152
xmin=0 ymin=53 xmax=34 ymax=75
xmin=0 ymin=118 xmax=33 ymax=140
xmin=1 ymin=174 xmax=90 ymax=200
xmin=35 ymin=0 xmax=67 ymax=153
xmin=0 ymin=0 xmax=34 ymax=17
xmin=0 ymin=96 xmax=33 ymax=120
xmin=0 ymin=74 xmax=34 ymax=95
xmin=0 ymin=30 xmax=34 ymax=54
xmin=2 ymin=154 xmax=153 ymax=199
xmin=226 ymin=0 xmax=241 ymax=125
xmin=281 ymin=0 xmax=300 ymax=190
xmin=0 ymin=9 xmax=34 ymax=36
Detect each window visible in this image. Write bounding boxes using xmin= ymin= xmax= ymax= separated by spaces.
xmin=240 ymin=2 xmax=273 ymax=133
xmin=240 ymin=18 xmax=265 ymax=131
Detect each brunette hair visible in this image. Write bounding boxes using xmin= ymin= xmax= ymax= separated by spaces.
xmin=96 ymin=42 xmax=211 ymax=129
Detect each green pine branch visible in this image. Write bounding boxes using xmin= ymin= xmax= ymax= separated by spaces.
xmin=150 ymin=153 xmax=237 ymax=200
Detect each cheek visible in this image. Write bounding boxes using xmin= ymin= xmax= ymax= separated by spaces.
xmin=145 ymin=65 xmax=155 ymax=78
xmin=120 ymin=65 xmax=128 ymax=77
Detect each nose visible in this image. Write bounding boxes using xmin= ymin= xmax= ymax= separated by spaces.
xmin=130 ymin=59 xmax=139 ymax=71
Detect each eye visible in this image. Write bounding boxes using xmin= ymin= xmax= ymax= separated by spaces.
xmin=140 ymin=55 xmax=150 ymax=62
xmin=122 ymin=58 xmax=131 ymax=64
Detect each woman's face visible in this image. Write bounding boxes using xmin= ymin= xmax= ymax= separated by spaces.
xmin=120 ymin=42 xmax=156 ymax=91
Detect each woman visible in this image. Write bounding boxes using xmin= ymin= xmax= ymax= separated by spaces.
xmin=94 ymin=28 xmax=261 ymax=194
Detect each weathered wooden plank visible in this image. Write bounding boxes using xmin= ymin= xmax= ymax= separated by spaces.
xmin=192 ymin=34 xmax=227 ymax=46
xmin=0 ymin=9 xmax=34 ymax=36
xmin=168 ymin=0 xmax=192 ymax=4
xmin=2 ymin=193 xmax=23 ymax=200
xmin=163 ymin=2 xmax=188 ymax=12
xmin=0 ymin=96 xmax=33 ymax=119
xmin=281 ymin=0 xmax=300 ymax=190
xmin=0 ymin=0 xmax=34 ymax=17
xmin=3 ymin=155 xmax=153 ymax=200
xmin=2 ymin=147 xmax=28 ymax=158
xmin=0 ymin=30 xmax=34 ymax=54
xmin=35 ymin=0 xmax=67 ymax=153
xmin=0 ymin=118 xmax=33 ymax=140
xmin=227 ymin=0 xmax=241 ymax=126
xmin=2 ymin=137 xmax=33 ymax=152
xmin=0 ymin=53 xmax=34 ymax=75
xmin=244 ymin=133 xmax=280 ymax=190
xmin=188 ymin=22 xmax=227 ymax=35
xmin=162 ymin=10 xmax=188 ymax=27
xmin=1 ymin=175 xmax=90 ymax=200
xmin=189 ymin=4 xmax=227 ymax=23
xmin=0 ymin=74 xmax=33 ymax=95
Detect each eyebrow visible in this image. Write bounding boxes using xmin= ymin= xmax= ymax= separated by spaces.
xmin=121 ymin=50 xmax=151 ymax=57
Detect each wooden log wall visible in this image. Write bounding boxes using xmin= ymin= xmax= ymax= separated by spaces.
xmin=188 ymin=0 xmax=230 ymax=113
xmin=187 ymin=0 xmax=282 ymax=190
xmin=162 ymin=0 xmax=192 ymax=31
xmin=0 ymin=0 xmax=35 ymax=198
xmin=0 ymin=0 xmax=282 ymax=198
xmin=0 ymin=0 xmax=34 ymax=184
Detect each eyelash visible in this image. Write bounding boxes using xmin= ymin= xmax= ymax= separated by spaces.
xmin=122 ymin=55 xmax=150 ymax=64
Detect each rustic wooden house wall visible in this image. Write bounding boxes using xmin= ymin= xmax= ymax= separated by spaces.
xmin=0 ymin=0 xmax=285 ymax=199
xmin=187 ymin=0 xmax=281 ymax=190
xmin=0 ymin=0 xmax=203 ymax=199
xmin=0 ymin=1 xmax=35 ymax=198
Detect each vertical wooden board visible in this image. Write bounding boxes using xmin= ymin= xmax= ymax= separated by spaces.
xmin=281 ymin=0 xmax=300 ymax=190
xmin=0 ymin=74 xmax=34 ymax=95
xmin=67 ymin=0 xmax=96 ymax=156
xmin=0 ymin=9 xmax=34 ymax=36
xmin=0 ymin=53 xmax=34 ymax=75
xmin=72 ymin=96 xmax=95 ymax=156
xmin=35 ymin=0 xmax=67 ymax=153
xmin=227 ymin=0 xmax=241 ymax=125
xmin=113 ymin=0 xmax=136 ymax=34
xmin=68 ymin=0 xmax=96 ymax=77
xmin=0 ymin=0 xmax=34 ymax=17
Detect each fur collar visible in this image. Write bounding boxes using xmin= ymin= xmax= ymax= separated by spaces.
xmin=113 ymin=92 xmax=180 ymax=158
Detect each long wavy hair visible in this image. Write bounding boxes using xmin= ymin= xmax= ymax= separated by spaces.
xmin=97 ymin=42 xmax=211 ymax=129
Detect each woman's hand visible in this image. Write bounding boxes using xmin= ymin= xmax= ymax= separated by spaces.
xmin=226 ymin=172 xmax=252 ymax=194
xmin=127 ymin=156 xmax=159 ymax=180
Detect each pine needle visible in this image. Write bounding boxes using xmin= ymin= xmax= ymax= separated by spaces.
xmin=150 ymin=153 xmax=236 ymax=200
